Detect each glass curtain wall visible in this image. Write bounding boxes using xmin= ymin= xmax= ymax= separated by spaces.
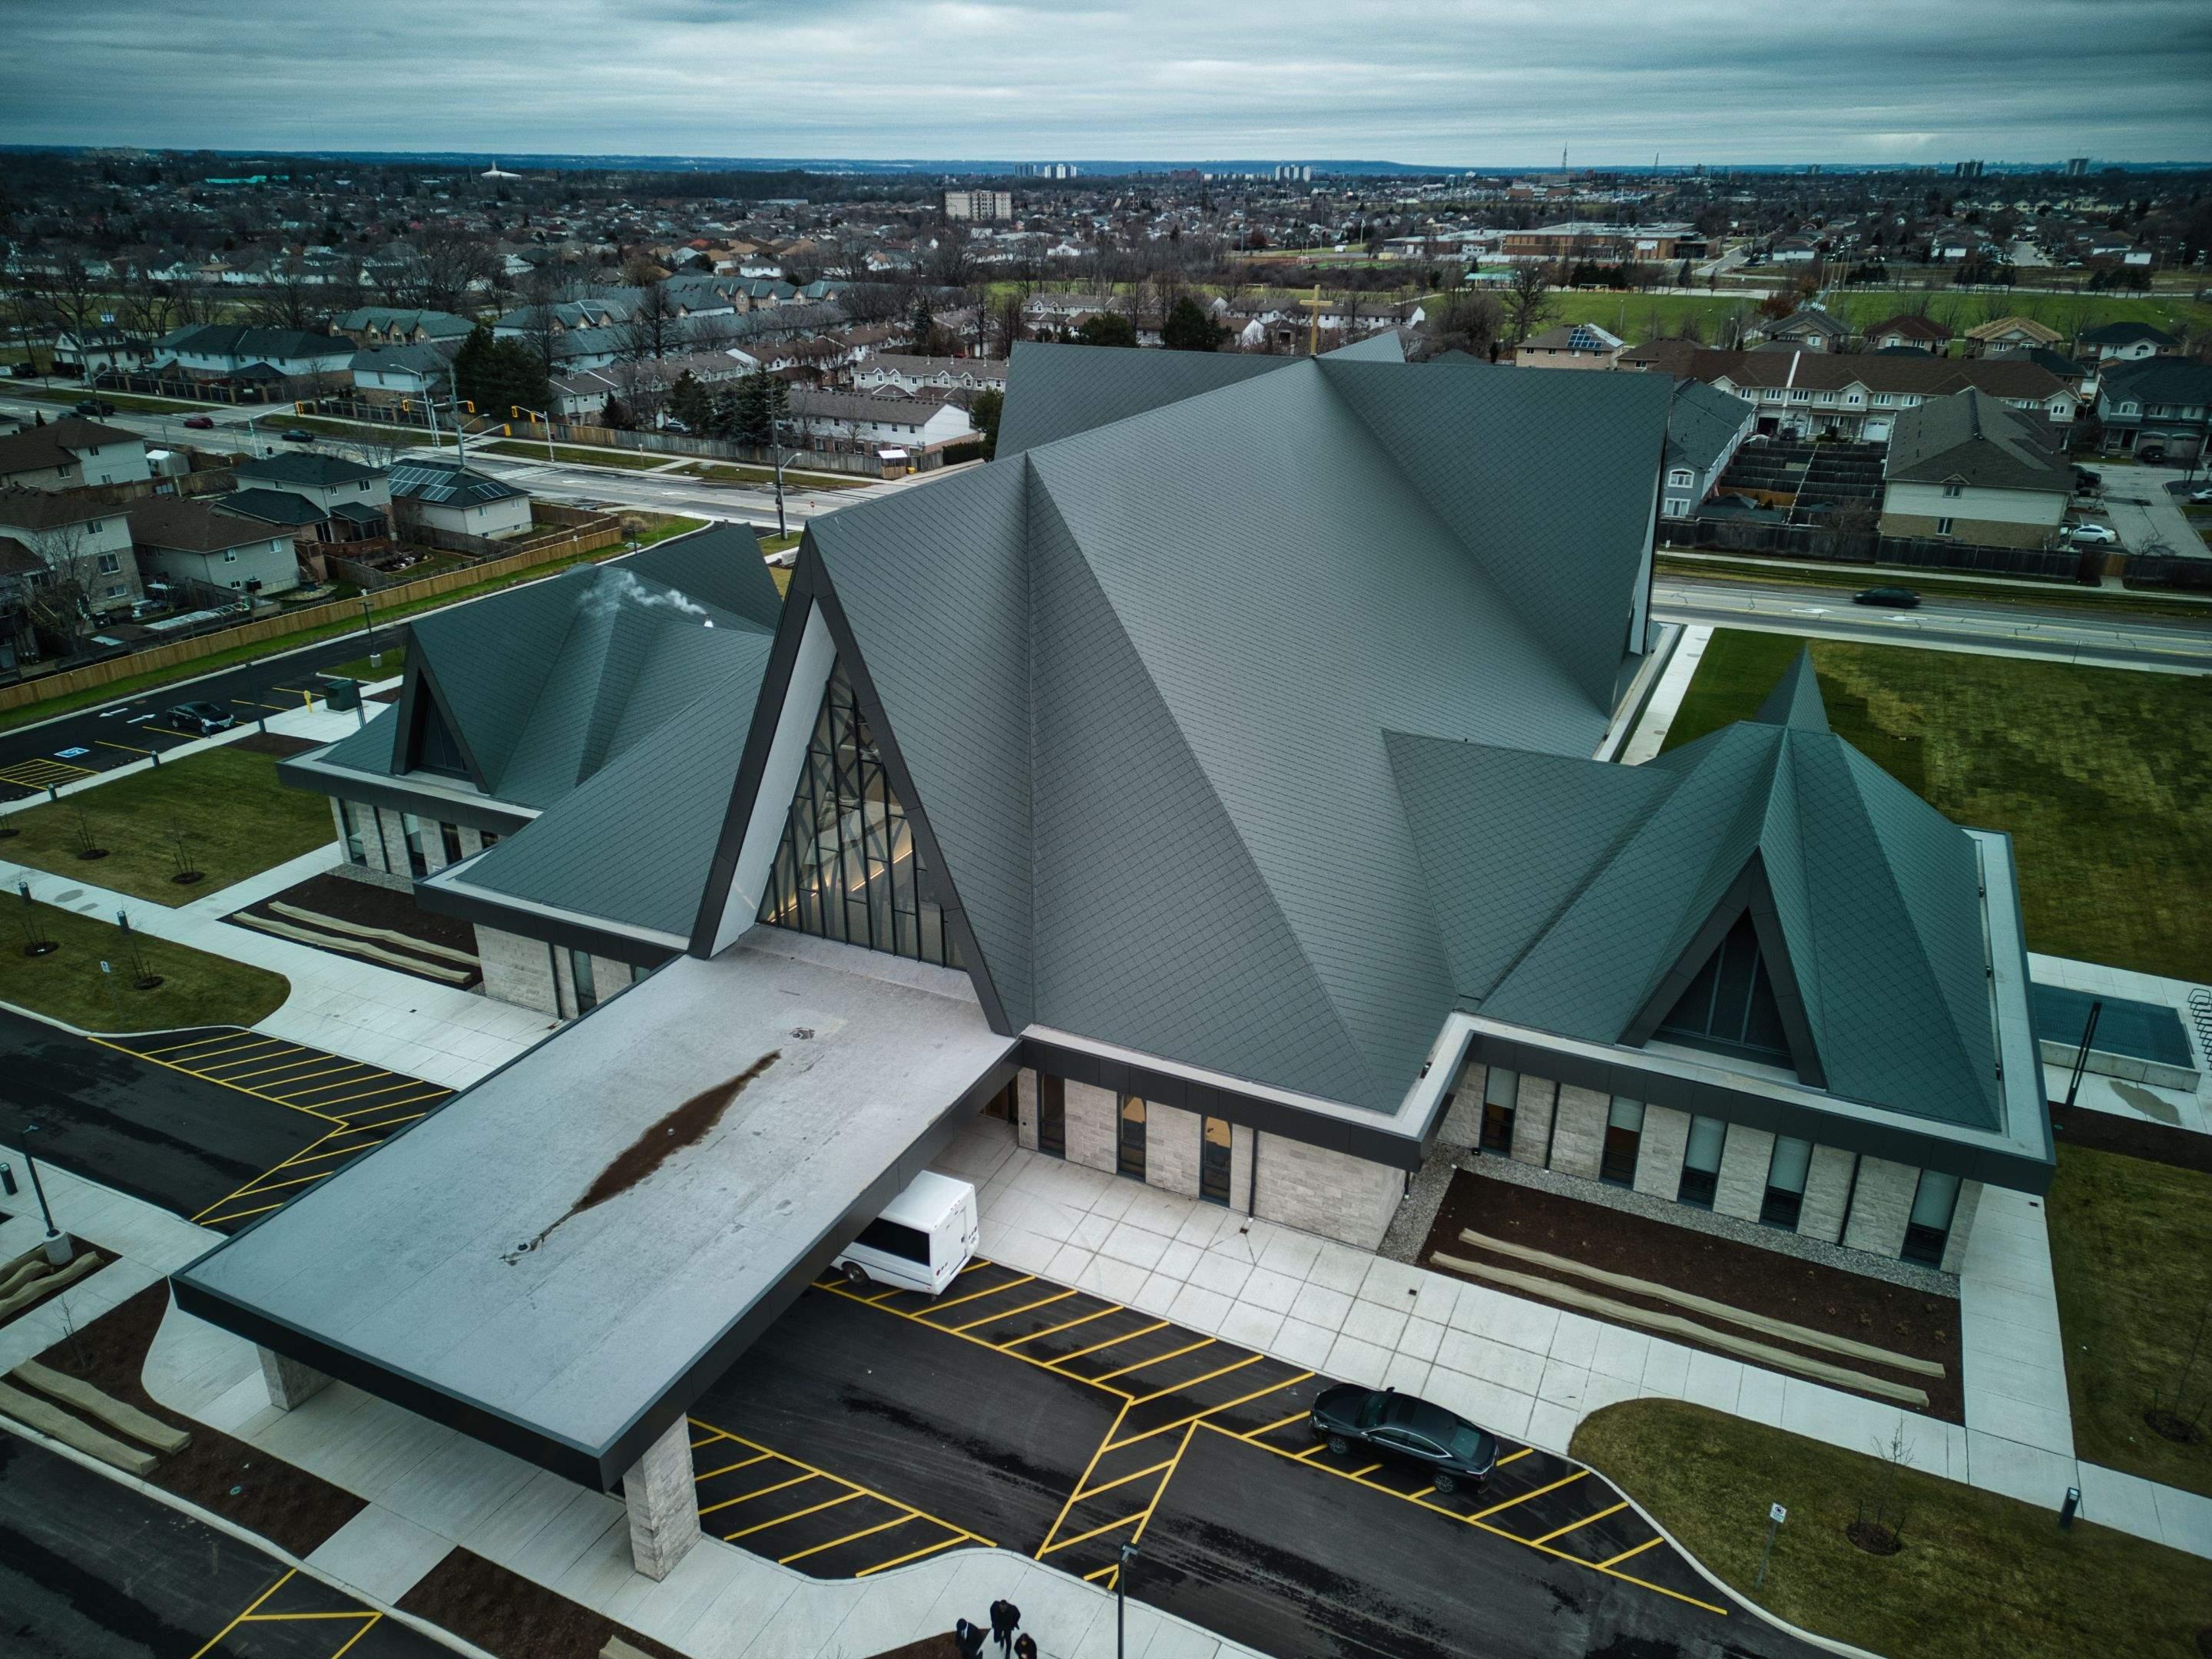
xmin=760 ymin=658 xmax=962 ymax=969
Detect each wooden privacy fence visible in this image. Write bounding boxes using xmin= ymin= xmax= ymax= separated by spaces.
xmin=0 ymin=518 xmax=623 ymax=714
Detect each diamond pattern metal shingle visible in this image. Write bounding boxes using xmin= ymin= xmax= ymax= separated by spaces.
xmin=995 ymin=340 xmax=1290 ymax=457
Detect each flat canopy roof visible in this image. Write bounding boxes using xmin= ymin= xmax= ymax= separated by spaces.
xmin=173 ymin=929 xmax=1016 ymax=1487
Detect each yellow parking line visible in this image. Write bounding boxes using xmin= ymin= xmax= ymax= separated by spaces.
xmin=1128 ymin=1352 xmax=1262 ymax=1406
xmin=195 ymin=1200 xmax=286 ymax=1227
xmin=1104 ymin=1373 xmax=1313 ymax=1454
xmin=221 ymin=1053 xmax=351 ymax=1084
xmin=725 ymin=1489 xmax=863 ymax=1541
xmin=290 ymin=1078 xmax=425 ymax=1108
xmin=854 ymin=1534 xmax=964 ymax=1578
xmin=1469 ymin=1469 xmax=1584 ymax=1521
xmin=1092 ymin=1336 xmax=1211 ymax=1384
xmin=91 ymin=1038 xmax=345 ymax=1121
xmin=188 ymin=1568 xmax=296 ymax=1659
xmin=779 ymin=1512 xmax=917 ymax=1565
xmin=94 ymin=739 xmax=152 ymax=755
xmin=698 ymin=1472 xmax=816 ymax=1518
xmin=274 ymin=1063 xmax=393 ymax=1092
xmin=686 ymin=1419 xmax=990 ymax=1546
xmin=1498 ymin=1447 xmax=1535 ymax=1465
xmin=863 ymin=1283 xmax=909 ymax=1304
xmin=241 ymin=1611 xmax=378 ymax=1623
xmin=270 ymin=1141 xmax=379 ymax=1171
xmin=1072 ymin=1455 xmax=1176 ymax=1504
xmin=134 ymin=1029 xmax=245 ymax=1055
xmin=1035 ymin=1399 xmax=1131 ymax=1558
xmin=1529 ymin=1502 xmax=1627 ymax=1547
xmin=950 ymin=1288 xmax=1075 ymax=1334
xmin=1084 ymin=1562 xmax=1119 ymax=1584
xmin=1294 ymin=1440 xmax=1328 ymax=1459
xmin=1243 ymin=1409 xmax=1310 ymax=1440
xmin=1124 ymin=1421 xmax=1200 ymax=1552
xmin=696 ymin=1451 xmax=772 ymax=1482
xmin=172 ymin=1035 xmax=283 ymax=1065
xmin=326 ymin=1620 xmax=383 ymax=1659
xmin=1349 ymin=1461 xmax=1383 ymax=1478
xmin=228 ymin=1169 xmax=333 ymax=1198
xmin=920 ymin=1273 xmax=1036 ymax=1316
xmin=1000 ymin=1304 xmax=1121 ymax=1349
xmin=690 ymin=1428 xmax=729 ymax=1450
xmin=1037 ymin=1506 xmax=1145 ymax=1558
xmin=1051 ymin=1320 xmax=1167 ymax=1366
xmin=1598 ymin=1536 xmax=1664 ymax=1568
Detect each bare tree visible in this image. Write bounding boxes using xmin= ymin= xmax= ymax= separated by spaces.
xmin=619 ymin=279 xmax=679 ymax=363
xmin=382 ymin=224 xmax=498 ymax=314
xmin=248 ymin=257 xmax=326 ymax=331
xmin=1502 ymin=263 xmax=1557 ymax=345
xmin=611 ymin=356 xmax=671 ymax=429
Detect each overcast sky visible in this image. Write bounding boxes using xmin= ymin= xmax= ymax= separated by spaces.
xmin=3 ymin=0 xmax=2207 ymax=166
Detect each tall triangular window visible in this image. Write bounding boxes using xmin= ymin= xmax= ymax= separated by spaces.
xmin=758 ymin=657 xmax=962 ymax=968
xmin=409 ymin=684 xmax=471 ymax=781
xmin=1654 ymin=910 xmax=1792 ymax=1068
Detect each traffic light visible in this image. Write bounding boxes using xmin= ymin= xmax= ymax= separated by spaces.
xmin=463 ymin=400 xmax=475 ymax=414
xmin=510 ymin=406 xmax=520 ymax=419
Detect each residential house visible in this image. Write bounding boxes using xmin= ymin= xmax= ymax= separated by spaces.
xmin=233 ymin=452 xmax=393 ymax=516
xmin=849 ymin=355 xmax=1011 ymax=396
xmin=2076 ymin=321 xmax=2179 ymax=363
xmin=1661 ymin=380 xmax=1757 ymax=517
xmin=786 ymin=389 xmax=976 ymax=453
xmin=1753 ymin=307 xmax=1847 ymax=353
xmin=349 ymin=344 xmax=455 ymax=402
xmin=275 ymin=524 xmax=778 ymax=1015
xmin=1877 ymin=389 xmax=2071 ymax=548
xmin=1673 ymin=349 xmax=2078 ymax=442
xmin=2095 ymin=357 xmax=2212 ymax=462
xmin=387 ymin=459 xmax=535 ymax=539
xmin=333 ymin=308 xmax=477 ymax=349
xmin=0 ymin=488 xmax=143 ymax=615
xmin=152 ymin=325 xmax=357 ymax=385
xmin=1513 ymin=323 xmax=1623 ymax=370
xmin=0 ymin=417 xmax=151 ymax=491
xmin=1960 ymin=316 xmax=2062 ymax=356
xmin=128 ymin=495 xmax=301 ymax=600
xmin=54 ymin=326 xmax=154 ymax=377
xmin=1862 ymin=314 xmax=1952 ymax=353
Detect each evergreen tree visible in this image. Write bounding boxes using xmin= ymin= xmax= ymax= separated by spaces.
xmin=667 ymin=370 xmax=713 ymax=433
xmin=906 ymin=292 xmax=939 ymax=354
xmin=1074 ymin=312 xmax=1137 ymax=348
xmin=1161 ymin=296 xmax=1224 ymax=352
xmin=970 ymin=388 xmax=1004 ymax=460
xmin=601 ymin=392 xmax=635 ymax=431
xmin=730 ymin=369 xmax=790 ymax=447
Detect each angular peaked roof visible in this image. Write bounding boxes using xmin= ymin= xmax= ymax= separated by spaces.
xmin=996 ymin=340 xmax=1290 ymax=457
xmin=776 ymin=353 xmax=1667 ymax=1113
xmin=1886 ymin=389 xmax=2068 ymax=493
xmin=1396 ymin=653 xmax=2002 ymax=1131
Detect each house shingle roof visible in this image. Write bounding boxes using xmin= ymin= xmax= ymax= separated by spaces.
xmin=0 ymin=416 xmax=141 ymax=478
xmin=127 ymin=495 xmax=278 ymax=552
xmin=1885 ymin=389 xmax=2069 ymax=492
xmin=236 ymin=452 xmax=386 ymax=489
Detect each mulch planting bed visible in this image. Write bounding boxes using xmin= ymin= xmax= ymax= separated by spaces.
xmin=2051 ymin=1098 xmax=2212 ymax=1176
xmin=30 ymin=1282 xmax=365 ymax=1555
xmin=0 ymin=1233 xmax=101 ymax=1329
xmin=868 ymin=1641 xmax=961 ymax=1659
xmin=232 ymin=869 xmax=478 ymax=958
xmin=398 ymin=1549 xmax=684 ymax=1659
xmin=1419 ymin=1168 xmax=1965 ymax=1422
xmin=230 ymin=731 xmax=320 ymax=758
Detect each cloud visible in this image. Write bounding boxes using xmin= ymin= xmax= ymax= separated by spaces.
xmin=0 ymin=0 xmax=2204 ymax=162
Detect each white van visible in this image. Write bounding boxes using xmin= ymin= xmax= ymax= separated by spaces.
xmin=831 ymin=1171 xmax=979 ymax=1296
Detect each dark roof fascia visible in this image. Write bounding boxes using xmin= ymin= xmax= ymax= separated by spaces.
xmin=276 ymin=750 xmax=535 ymax=837
xmin=1463 ymin=1020 xmax=2052 ymax=1194
xmin=808 ymin=566 xmax=1016 ymax=1038
xmin=1019 ymin=1031 xmax=1428 ymax=1172
xmin=687 ymin=546 xmax=826 ymax=956
xmin=411 ymin=863 xmax=685 ymax=969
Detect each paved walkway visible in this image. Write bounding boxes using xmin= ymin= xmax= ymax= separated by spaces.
xmin=1620 ymin=624 xmax=1712 ymax=763
xmin=938 ymin=1122 xmax=2212 ymax=1560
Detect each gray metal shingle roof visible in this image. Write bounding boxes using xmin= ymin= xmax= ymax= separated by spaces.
xmin=995 ymin=340 xmax=1290 ymax=457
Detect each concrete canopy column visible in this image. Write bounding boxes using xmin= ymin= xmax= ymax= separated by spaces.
xmin=1508 ymin=1075 xmax=1558 ymax=1168
xmin=1939 ymin=1180 xmax=1984 ymax=1275
xmin=1713 ymin=1125 xmax=1777 ymax=1223
xmin=1631 ymin=1105 xmax=1690 ymax=1200
xmin=621 ymin=1415 xmax=700 ymax=1581
xmin=1015 ymin=1069 xmax=1040 ymax=1152
xmin=1546 ymin=1085 xmax=1608 ymax=1181
xmin=1797 ymin=1146 xmax=1857 ymax=1244
xmin=1842 ymin=1157 xmax=1919 ymax=1258
xmin=257 ymin=1346 xmax=331 ymax=1411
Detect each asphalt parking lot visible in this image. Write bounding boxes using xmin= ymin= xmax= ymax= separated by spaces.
xmin=1 ymin=1429 xmax=445 ymax=1657
xmin=5 ymin=1016 xmax=451 ymax=1232
xmin=694 ymin=1259 xmax=1821 ymax=1659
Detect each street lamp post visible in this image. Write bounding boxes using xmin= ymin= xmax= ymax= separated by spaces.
xmin=1115 ymin=1541 xmax=1139 ymax=1657
xmin=769 ymin=417 xmax=792 ymax=539
xmin=18 ymin=1123 xmax=72 ymax=1265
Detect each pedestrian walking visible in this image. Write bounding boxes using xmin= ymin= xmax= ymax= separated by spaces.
xmin=988 ymin=1598 xmax=1022 ymax=1657
xmin=1013 ymin=1635 xmax=1038 ymax=1659
xmin=954 ymin=1616 xmax=987 ymax=1659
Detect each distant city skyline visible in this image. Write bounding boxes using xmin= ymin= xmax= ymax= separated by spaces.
xmin=2 ymin=0 xmax=2206 ymax=167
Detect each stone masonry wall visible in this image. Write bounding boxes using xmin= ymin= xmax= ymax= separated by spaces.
xmin=1546 ymin=1084 xmax=1608 ymax=1181
xmin=1253 ymin=1134 xmax=1402 ymax=1250
xmin=1632 ymin=1105 xmax=1690 ymax=1200
xmin=1713 ymin=1124 xmax=1777 ymax=1223
xmin=1510 ymin=1075 xmax=1558 ymax=1167
xmin=475 ymin=924 xmax=558 ymax=1015
xmin=1437 ymin=1060 xmax=1488 ymax=1148
xmin=1063 ymin=1081 xmax=1118 ymax=1175
xmin=1797 ymin=1147 xmax=1857 ymax=1244
xmin=1144 ymin=1101 xmax=1202 ymax=1200
xmin=1842 ymin=1155 xmax=1919 ymax=1257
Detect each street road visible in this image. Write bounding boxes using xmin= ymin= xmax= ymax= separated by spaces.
xmin=1654 ymin=574 xmax=2212 ymax=673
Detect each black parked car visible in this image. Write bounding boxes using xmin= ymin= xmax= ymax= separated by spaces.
xmin=165 ymin=701 xmax=237 ymax=737
xmin=1853 ymin=586 xmax=1920 ymax=608
xmin=1310 ymin=1385 xmax=1498 ymax=1494
xmin=74 ymin=398 xmax=118 ymax=418
xmin=280 ymin=427 xmax=314 ymax=443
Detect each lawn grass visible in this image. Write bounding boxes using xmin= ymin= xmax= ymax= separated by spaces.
xmin=1660 ymin=628 xmax=2212 ymax=979
xmin=2045 ymin=1146 xmax=2212 ymax=1496
xmin=319 ymin=645 xmax=407 ymax=683
xmin=1654 ymin=552 xmax=2210 ymax=621
xmin=479 ymin=439 xmax=673 ymax=471
xmin=1572 ymin=1399 xmax=2212 ymax=1659
xmin=2 ymin=745 xmax=333 ymax=905
xmin=0 ymin=900 xmax=290 ymax=1031
xmin=623 ymin=513 xmax=708 ymax=547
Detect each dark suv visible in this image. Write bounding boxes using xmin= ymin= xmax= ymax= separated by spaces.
xmin=1310 ymin=1384 xmax=1498 ymax=1494
xmin=165 ymin=700 xmax=237 ymax=737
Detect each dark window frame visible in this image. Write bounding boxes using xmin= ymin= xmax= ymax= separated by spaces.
xmin=1199 ymin=1115 xmax=1233 ymax=1207
xmin=1037 ymin=1074 xmax=1066 ymax=1158
xmin=1118 ymin=1094 xmax=1147 ymax=1181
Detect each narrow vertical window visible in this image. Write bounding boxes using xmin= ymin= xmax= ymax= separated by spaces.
xmin=1902 ymin=1171 xmax=1962 ymax=1265
xmin=569 ymin=949 xmax=598 ymax=1014
xmin=1481 ymin=1066 xmax=1518 ymax=1153
xmin=1037 ymin=1075 xmax=1066 ymax=1158
xmin=1601 ymin=1099 xmax=1644 ymax=1187
xmin=1118 ymin=1096 xmax=1147 ymax=1181
xmin=1200 ymin=1117 xmax=1233 ymax=1207
xmin=1761 ymin=1137 xmax=1813 ymax=1230
xmin=1677 ymin=1116 xmax=1727 ymax=1209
